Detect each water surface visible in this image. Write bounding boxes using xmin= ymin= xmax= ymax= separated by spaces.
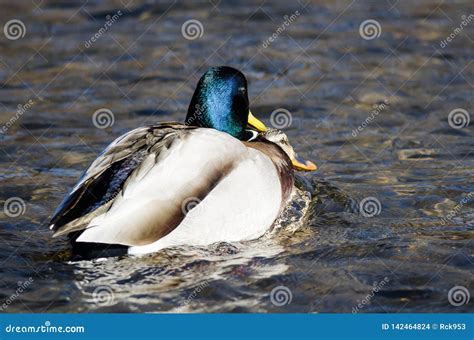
xmin=0 ymin=0 xmax=472 ymax=313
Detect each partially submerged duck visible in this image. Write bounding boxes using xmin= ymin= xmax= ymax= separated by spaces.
xmin=49 ymin=66 xmax=316 ymax=257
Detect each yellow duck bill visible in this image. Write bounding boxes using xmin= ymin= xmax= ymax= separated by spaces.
xmin=247 ymin=111 xmax=268 ymax=132
xmin=291 ymin=155 xmax=317 ymax=171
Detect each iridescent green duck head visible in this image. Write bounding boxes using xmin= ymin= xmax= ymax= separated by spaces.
xmin=185 ymin=66 xmax=265 ymax=140
xmin=185 ymin=66 xmax=316 ymax=171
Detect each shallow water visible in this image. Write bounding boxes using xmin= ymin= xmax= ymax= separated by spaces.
xmin=0 ymin=0 xmax=473 ymax=313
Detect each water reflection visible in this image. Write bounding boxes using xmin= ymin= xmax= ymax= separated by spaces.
xmin=0 ymin=0 xmax=472 ymax=313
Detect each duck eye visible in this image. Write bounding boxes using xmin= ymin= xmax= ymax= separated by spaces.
xmin=238 ymin=87 xmax=246 ymax=94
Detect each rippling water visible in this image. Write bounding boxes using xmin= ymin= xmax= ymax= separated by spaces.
xmin=0 ymin=0 xmax=473 ymax=313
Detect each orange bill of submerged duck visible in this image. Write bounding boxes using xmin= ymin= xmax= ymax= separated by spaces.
xmin=247 ymin=110 xmax=317 ymax=172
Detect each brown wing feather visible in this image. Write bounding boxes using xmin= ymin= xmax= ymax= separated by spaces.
xmin=49 ymin=122 xmax=195 ymax=237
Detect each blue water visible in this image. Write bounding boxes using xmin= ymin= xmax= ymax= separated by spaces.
xmin=0 ymin=0 xmax=472 ymax=313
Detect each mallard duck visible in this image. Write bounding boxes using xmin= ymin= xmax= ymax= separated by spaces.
xmin=49 ymin=66 xmax=316 ymax=257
